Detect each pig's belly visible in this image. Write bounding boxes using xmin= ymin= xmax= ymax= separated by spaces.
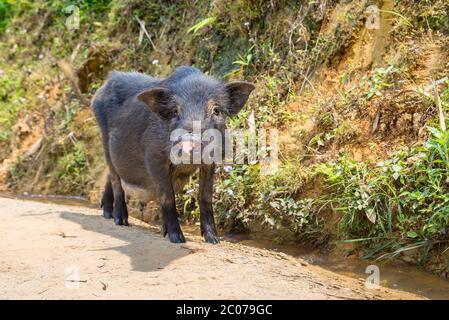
xmin=120 ymin=180 xmax=156 ymax=203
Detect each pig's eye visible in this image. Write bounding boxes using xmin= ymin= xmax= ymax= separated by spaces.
xmin=213 ymin=107 xmax=221 ymax=116
xmin=173 ymin=109 xmax=179 ymax=119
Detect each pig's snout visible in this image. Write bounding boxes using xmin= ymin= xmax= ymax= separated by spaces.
xmin=178 ymin=133 xmax=202 ymax=155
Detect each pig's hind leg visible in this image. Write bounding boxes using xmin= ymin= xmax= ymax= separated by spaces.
xmin=110 ymin=171 xmax=129 ymax=226
xmin=98 ymin=127 xmax=129 ymax=226
xmin=100 ymin=173 xmax=114 ymax=219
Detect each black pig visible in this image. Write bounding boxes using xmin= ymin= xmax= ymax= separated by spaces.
xmin=92 ymin=66 xmax=254 ymax=243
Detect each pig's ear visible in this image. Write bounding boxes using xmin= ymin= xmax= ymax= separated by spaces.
xmin=225 ymin=81 xmax=255 ymax=116
xmin=137 ymin=87 xmax=175 ymax=119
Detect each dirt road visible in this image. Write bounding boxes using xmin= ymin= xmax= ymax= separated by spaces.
xmin=0 ymin=197 xmax=422 ymax=299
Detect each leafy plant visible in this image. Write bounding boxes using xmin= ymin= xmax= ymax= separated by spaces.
xmin=55 ymin=140 xmax=88 ymax=194
xmin=233 ymin=45 xmax=255 ymax=67
xmin=317 ymin=125 xmax=449 ymax=259
xmin=214 ymin=165 xmax=259 ymax=231
xmin=364 ymin=65 xmax=400 ymax=100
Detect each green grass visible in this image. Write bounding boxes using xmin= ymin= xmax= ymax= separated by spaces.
xmin=187 ymin=16 xmax=216 ymax=35
xmin=0 ymin=70 xmax=29 ymax=142
xmin=55 ymin=140 xmax=89 ymax=194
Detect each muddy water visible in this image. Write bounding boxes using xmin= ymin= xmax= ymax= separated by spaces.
xmin=220 ymin=233 xmax=449 ymax=300
xmin=4 ymin=192 xmax=449 ymax=300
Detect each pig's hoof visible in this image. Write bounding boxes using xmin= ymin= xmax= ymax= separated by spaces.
xmin=168 ymin=231 xmax=186 ymax=243
xmin=114 ymin=217 xmax=123 ymax=225
xmin=204 ymin=231 xmax=220 ymax=244
xmin=103 ymin=210 xmax=113 ymax=219
xmin=122 ymin=219 xmax=129 ymax=226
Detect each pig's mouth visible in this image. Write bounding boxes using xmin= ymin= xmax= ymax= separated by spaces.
xmin=173 ymin=135 xmax=202 ymax=157
xmin=180 ymin=140 xmax=195 ymax=153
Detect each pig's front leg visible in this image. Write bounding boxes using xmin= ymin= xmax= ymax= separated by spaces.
xmin=199 ymin=165 xmax=219 ymax=244
xmin=156 ymin=177 xmax=185 ymax=243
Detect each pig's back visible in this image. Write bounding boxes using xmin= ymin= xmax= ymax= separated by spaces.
xmin=93 ymin=71 xmax=159 ymax=110
xmin=92 ymin=71 xmax=160 ymax=130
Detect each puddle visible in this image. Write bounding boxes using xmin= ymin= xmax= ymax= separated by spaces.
xmin=4 ymin=192 xmax=449 ymax=300
xmin=314 ymin=254 xmax=449 ymax=300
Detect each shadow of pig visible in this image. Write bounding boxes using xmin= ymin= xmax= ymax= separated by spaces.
xmin=59 ymin=210 xmax=191 ymax=272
